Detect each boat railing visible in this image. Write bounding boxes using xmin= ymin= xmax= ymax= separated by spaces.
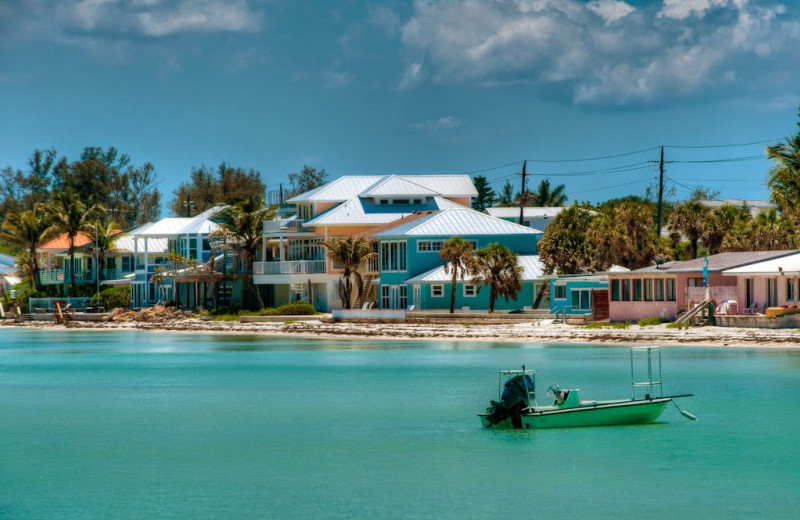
xmin=497 ymin=366 xmax=537 ymax=407
xmin=630 ymin=346 xmax=663 ymax=400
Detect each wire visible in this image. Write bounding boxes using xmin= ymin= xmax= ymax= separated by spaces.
xmin=570 ymin=179 xmax=651 ymax=195
xmin=671 ymin=155 xmax=765 ymax=164
xmin=664 ymin=139 xmax=779 ymax=149
xmin=524 ymin=146 xmax=660 ymax=163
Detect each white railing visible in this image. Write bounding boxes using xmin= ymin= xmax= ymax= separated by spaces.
xmin=38 ymin=268 xmax=97 ymax=284
xmin=685 ymin=286 xmax=737 ymax=306
xmin=29 ymin=297 xmax=93 ymax=312
xmin=263 ymin=219 xmax=309 ymax=234
xmin=254 ymin=260 xmax=327 ymax=275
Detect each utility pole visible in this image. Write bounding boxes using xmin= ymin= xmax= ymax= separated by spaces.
xmin=518 ymin=160 xmax=527 ymax=226
xmin=279 ymin=183 xmax=283 ymax=205
xmin=657 ymin=146 xmax=665 ymax=237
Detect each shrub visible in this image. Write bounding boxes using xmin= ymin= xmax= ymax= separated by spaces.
xmin=91 ymin=286 xmax=131 ymax=310
xmin=666 ymin=322 xmax=688 ymax=329
xmin=638 ymin=317 xmax=669 ymax=327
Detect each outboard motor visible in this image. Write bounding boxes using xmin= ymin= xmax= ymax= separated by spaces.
xmin=485 ymin=374 xmax=534 ymax=428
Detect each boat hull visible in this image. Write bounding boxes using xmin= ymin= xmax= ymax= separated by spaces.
xmin=479 ymin=398 xmax=670 ymax=429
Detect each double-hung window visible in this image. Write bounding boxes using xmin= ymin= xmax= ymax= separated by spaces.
xmin=380 ymin=241 xmax=407 ymax=272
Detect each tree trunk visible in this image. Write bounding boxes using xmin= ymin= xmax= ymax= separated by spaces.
xmin=31 ymin=244 xmax=42 ymax=291
xmin=449 ymin=270 xmax=457 ymax=313
xmin=69 ymin=240 xmax=76 ymax=291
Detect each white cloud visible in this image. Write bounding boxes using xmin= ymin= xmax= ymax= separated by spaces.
xmin=137 ymin=1 xmax=261 ymax=37
xmin=399 ymin=0 xmax=800 ymax=105
xmin=409 ymin=116 xmax=462 ymax=134
xmin=658 ymin=0 xmax=731 ymax=20
xmin=587 ymin=0 xmax=636 ymax=26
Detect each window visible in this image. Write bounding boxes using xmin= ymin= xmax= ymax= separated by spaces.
xmin=687 ymin=277 xmax=704 ymax=288
xmin=393 ymin=199 xmax=410 ymax=205
xmin=380 ymin=241 xmax=407 ymax=272
xmin=644 ymin=279 xmax=653 ymax=301
xmin=464 ymin=285 xmax=477 ymax=297
xmin=417 ymin=240 xmax=477 ymax=252
xmin=381 ymin=285 xmax=390 ymax=309
xmin=634 ymin=279 xmax=642 ymax=301
xmin=399 ymin=285 xmax=408 ymax=309
xmin=666 ymin=278 xmax=676 ymax=301
xmin=571 ymin=289 xmax=591 ymax=311
xmin=654 ymin=279 xmax=664 ymax=301
xmin=380 ymin=199 xmax=390 ymax=205
xmin=611 ymin=279 xmax=620 ymax=301
xmin=121 ymin=257 xmax=133 ymax=272
xmin=413 ymin=199 xmax=422 ymax=204
xmin=787 ymin=278 xmax=795 ymax=301
xmin=431 ymin=284 xmax=444 ymax=297
xmin=554 ymin=284 xmax=566 ymax=299
xmin=622 ymin=279 xmax=631 ymax=301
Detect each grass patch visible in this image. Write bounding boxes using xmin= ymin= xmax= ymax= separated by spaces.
xmin=582 ymin=321 xmax=631 ymax=329
xmin=283 ymin=320 xmax=298 ymax=325
xmin=638 ymin=317 xmax=670 ymax=327
xmin=666 ymin=322 xmax=689 ymax=329
xmin=211 ymin=314 xmax=240 ymax=322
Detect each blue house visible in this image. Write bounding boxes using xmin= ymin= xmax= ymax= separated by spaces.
xmin=549 ymin=266 xmax=629 ymax=319
xmin=370 ymin=207 xmax=544 ymax=310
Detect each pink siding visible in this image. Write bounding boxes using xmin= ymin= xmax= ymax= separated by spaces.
xmin=608 ymin=271 xmax=738 ymax=322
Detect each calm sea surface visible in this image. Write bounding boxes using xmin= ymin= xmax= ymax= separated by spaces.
xmin=1 ymin=328 xmax=798 ymax=519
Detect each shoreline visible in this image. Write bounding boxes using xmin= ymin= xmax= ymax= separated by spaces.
xmin=4 ymin=319 xmax=800 ymax=349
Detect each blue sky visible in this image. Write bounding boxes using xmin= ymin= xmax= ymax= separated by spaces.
xmin=1 ymin=0 xmax=799 ymax=214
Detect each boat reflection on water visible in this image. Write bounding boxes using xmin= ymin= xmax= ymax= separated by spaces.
xmin=479 ymin=347 xmax=695 ymax=429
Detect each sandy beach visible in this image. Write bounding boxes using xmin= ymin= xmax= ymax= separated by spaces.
xmin=4 ymin=318 xmax=800 ymax=348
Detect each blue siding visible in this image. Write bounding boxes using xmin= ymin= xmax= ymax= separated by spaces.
xmin=549 ymin=278 xmax=608 ymax=315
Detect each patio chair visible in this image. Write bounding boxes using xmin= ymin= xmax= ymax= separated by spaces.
xmin=742 ymin=302 xmax=757 ymax=315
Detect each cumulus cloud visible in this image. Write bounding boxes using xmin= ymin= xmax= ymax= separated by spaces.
xmin=409 ymin=116 xmax=462 ymax=134
xmin=14 ymin=0 xmax=262 ymax=41
xmin=399 ymin=0 xmax=800 ymax=105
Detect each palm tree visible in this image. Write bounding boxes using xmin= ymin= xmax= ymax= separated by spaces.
xmin=666 ymin=200 xmax=710 ymax=260
xmin=473 ymin=243 xmax=523 ymax=313
xmin=766 ymin=107 xmax=800 ymax=221
xmin=530 ymin=179 xmax=567 ymax=207
xmin=41 ymin=192 xmax=101 ymax=291
xmin=704 ymin=204 xmax=750 ymax=254
xmin=88 ymin=218 xmax=123 ymax=282
xmin=439 ymin=236 xmax=475 ymax=313
xmin=209 ymin=197 xmax=276 ymax=309
xmin=0 ymin=207 xmax=54 ymax=291
xmin=323 ymin=236 xmax=376 ymax=309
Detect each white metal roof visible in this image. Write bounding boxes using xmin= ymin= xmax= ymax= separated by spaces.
xmin=485 ymin=207 xmax=566 ymax=219
xmin=406 ymin=255 xmax=544 ymax=283
xmin=374 ymin=207 xmax=542 ymax=237
xmin=360 ymin=175 xmax=441 ymax=197
xmin=723 ymin=252 xmax=800 ymax=276
xmin=303 ymin=197 xmax=470 ymax=227
xmin=127 ymin=207 xmax=223 ymax=237
xmin=288 ymin=174 xmax=477 ymax=203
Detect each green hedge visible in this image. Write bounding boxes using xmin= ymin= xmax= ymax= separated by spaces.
xmin=90 ymin=286 xmax=131 ymax=310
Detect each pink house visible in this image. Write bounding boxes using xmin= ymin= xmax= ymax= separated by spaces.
xmin=723 ymin=252 xmax=800 ymax=312
xmin=607 ymin=251 xmax=795 ymax=322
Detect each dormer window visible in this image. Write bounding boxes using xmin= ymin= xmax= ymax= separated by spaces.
xmin=413 ymin=199 xmax=422 ymax=204
xmin=393 ymin=199 xmax=410 ymax=205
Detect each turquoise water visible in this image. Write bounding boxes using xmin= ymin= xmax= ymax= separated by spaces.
xmin=1 ymin=329 xmax=798 ymax=519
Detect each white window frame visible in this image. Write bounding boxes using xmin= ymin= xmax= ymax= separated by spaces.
xmin=463 ymin=284 xmax=477 ymax=297
xmin=431 ymin=284 xmax=444 ymax=297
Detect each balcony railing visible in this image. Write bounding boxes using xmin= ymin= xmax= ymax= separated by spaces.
xmin=38 ymin=268 xmax=97 ymax=284
xmin=254 ymin=260 xmax=327 ymax=275
xmin=263 ymin=219 xmax=310 ymax=234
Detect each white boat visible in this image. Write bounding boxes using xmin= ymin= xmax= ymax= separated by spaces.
xmin=479 ymin=347 xmax=694 ymax=429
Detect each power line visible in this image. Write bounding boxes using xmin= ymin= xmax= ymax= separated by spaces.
xmin=524 ymin=146 xmax=660 ymax=163
xmin=570 ymin=179 xmax=651 ymax=195
xmin=664 ymin=139 xmax=779 ymax=149
xmin=671 ymin=155 xmax=765 ymax=164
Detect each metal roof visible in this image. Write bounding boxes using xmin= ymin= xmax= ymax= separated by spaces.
xmin=723 ymin=252 xmax=800 ymax=276
xmin=485 ymin=207 xmax=566 ymax=219
xmin=373 ymin=207 xmax=543 ymax=237
xmin=405 ymin=255 xmax=544 ymax=283
xmin=359 ymin=175 xmax=441 ymax=197
xmin=127 ymin=208 xmax=223 ymax=237
xmin=304 ymin=197 xmax=469 ymax=227
xmin=628 ymin=251 xmax=796 ymax=274
xmin=288 ymin=174 xmax=477 ymax=203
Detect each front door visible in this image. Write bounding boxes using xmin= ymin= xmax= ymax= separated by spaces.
xmin=412 ymin=284 xmax=421 ymax=310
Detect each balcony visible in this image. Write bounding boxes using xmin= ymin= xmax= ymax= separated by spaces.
xmin=263 ymin=219 xmax=310 ymax=235
xmin=253 ymin=260 xmax=327 ymax=275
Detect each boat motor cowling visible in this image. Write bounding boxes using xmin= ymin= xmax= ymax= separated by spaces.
xmin=485 ymin=374 xmax=535 ymax=427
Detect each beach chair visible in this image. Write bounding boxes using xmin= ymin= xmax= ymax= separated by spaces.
xmin=742 ymin=302 xmax=757 ymax=315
